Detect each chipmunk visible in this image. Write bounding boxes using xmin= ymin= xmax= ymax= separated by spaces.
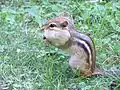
xmin=40 ymin=13 xmax=119 ymax=77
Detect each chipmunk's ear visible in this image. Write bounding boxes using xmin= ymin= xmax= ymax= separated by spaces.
xmin=60 ymin=21 xmax=68 ymax=27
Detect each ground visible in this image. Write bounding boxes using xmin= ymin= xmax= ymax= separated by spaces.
xmin=0 ymin=0 xmax=120 ymax=90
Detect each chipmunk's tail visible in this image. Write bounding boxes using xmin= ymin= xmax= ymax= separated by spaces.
xmin=92 ymin=67 xmax=120 ymax=77
xmin=104 ymin=69 xmax=120 ymax=77
xmin=92 ymin=67 xmax=105 ymax=75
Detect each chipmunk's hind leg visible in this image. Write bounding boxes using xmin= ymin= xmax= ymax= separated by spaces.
xmin=80 ymin=67 xmax=104 ymax=77
xmin=80 ymin=69 xmax=93 ymax=77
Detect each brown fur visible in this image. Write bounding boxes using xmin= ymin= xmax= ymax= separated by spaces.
xmin=41 ymin=13 xmax=103 ymax=76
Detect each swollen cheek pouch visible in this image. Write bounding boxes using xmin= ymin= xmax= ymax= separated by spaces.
xmin=45 ymin=30 xmax=54 ymax=39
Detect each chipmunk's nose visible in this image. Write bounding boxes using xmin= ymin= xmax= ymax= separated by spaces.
xmin=43 ymin=36 xmax=46 ymax=40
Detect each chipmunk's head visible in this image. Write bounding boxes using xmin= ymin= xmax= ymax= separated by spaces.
xmin=41 ymin=13 xmax=74 ymax=47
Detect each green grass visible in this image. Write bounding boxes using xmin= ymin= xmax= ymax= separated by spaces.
xmin=0 ymin=0 xmax=120 ymax=90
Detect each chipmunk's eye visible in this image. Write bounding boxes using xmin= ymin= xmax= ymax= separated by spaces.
xmin=49 ymin=23 xmax=56 ymax=28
